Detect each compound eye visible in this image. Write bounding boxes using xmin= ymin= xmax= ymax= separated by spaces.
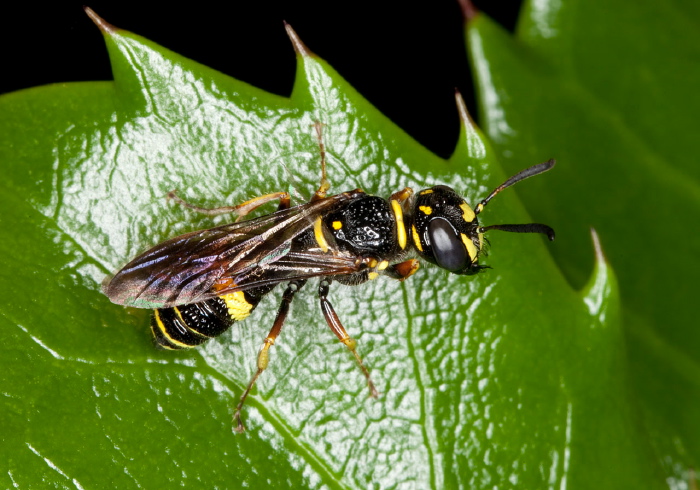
xmin=427 ymin=218 xmax=469 ymax=272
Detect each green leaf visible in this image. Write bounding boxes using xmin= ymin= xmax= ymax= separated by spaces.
xmin=467 ymin=0 xmax=700 ymax=485
xmin=0 ymin=7 xmax=659 ymax=489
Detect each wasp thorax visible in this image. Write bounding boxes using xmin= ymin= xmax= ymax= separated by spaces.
xmin=412 ymin=186 xmax=483 ymax=275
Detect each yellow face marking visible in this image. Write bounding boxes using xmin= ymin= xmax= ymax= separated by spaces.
xmin=419 ymin=205 xmax=433 ymax=216
xmin=411 ymin=225 xmax=423 ymax=252
xmin=378 ymin=260 xmax=389 ymax=270
xmin=390 ymin=199 xmax=407 ymax=250
xmin=314 ymin=216 xmax=330 ymax=253
xmin=419 ymin=189 xmax=433 ymax=195
xmin=332 ymin=220 xmax=343 ymax=230
xmin=221 ymin=291 xmax=254 ymax=321
xmin=460 ymin=233 xmax=479 ymax=263
xmin=153 ymin=310 xmax=191 ymax=349
xmin=368 ymin=272 xmax=379 ymax=280
xmin=459 ymin=202 xmax=476 ymax=222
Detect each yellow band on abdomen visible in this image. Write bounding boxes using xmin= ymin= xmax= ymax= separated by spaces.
xmin=220 ymin=291 xmax=254 ymax=321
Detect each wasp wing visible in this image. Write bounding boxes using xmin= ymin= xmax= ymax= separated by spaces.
xmin=103 ymin=191 xmax=364 ymax=308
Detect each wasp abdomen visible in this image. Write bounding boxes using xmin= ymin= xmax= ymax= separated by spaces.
xmin=151 ymin=298 xmax=233 ymax=349
xmin=151 ymin=289 xmax=270 ymax=350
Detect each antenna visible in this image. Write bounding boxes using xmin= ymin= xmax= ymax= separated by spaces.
xmin=474 ymin=159 xmax=555 ymax=215
xmin=479 ymin=223 xmax=555 ymax=241
xmin=474 ymin=159 xmax=556 ymax=241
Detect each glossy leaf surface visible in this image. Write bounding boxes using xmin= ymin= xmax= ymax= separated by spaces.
xmin=0 ymin=7 xmax=659 ymax=490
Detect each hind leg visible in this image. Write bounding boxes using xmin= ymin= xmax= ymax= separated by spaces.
xmin=233 ymin=280 xmax=307 ymax=433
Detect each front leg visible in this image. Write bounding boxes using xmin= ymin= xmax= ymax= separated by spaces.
xmin=383 ymin=259 xmax=420 ymax=281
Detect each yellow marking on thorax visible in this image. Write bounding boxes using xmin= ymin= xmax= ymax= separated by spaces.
xmin=221 ymin=291 xmax=254 ymax=321
xmin=460 ymin=233 xmax=479 ymax=264
xmin=411 ymin=225 xmax=423 ymax=252
xmin=153 ymin=309 xmax=191 ymax=349
xmin=368 ymin=272 xmax=379 ymax=280
xmin=390 ymin=199 xmax=407 ymax=249
xmin=419 ymin=189 xmax=433 ymax=195
xmin=459 ymin=202 xmax=476 ymax=222
xmin=378 ymin=260 xmax=389 ymax=270
xmin=368 ymin=258 xmax=378 ymax=268
xmin=418 ymin=205 xmax=432 ymax=215
xmin=314 ymin=216 xmax=330 ymax=253
xmin=332 ymin=220 xmax=343 ymax=230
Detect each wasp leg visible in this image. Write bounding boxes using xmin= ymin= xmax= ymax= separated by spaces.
xmin=167 ymin=191 xmax=291 ymax=221
xmin=390 ymin=187 xmax=413 ymax=203
xmin=384 ymin=259 xmax=420 ymax=281
xmin=310 ymin=121 xmax=331 ymax=202
xmin=233 ymin=279 xmax=306 ymax=433
xmin=318 ymin=279 xmax=379 ymax=398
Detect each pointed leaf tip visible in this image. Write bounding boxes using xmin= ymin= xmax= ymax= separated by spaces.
xmin=590 ymin=227 xmax=606 ymax=265
xmin=284 ymin=21 xmax=313 ymax=57
xmin=457 ymin=0 xmax=479 ymax=23
xmin=451 ymin=88 xmax=488 ymax=160
xmin=455 ymin=89 xmax=477 ymax=129
xmin=84 ymin=6 xmax=117 ymax=33
xmin=582 ymin=227 xmax=617 ymax=319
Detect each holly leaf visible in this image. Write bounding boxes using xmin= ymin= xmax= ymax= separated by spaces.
xmin=0 ymin=6 xmax=659 ymax=489
xmin=467 ymin=0 xmax=700 ymax=485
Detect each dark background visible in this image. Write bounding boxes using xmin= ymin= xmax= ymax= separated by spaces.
xmin=0 ymin=1 xmax=522 ymax=159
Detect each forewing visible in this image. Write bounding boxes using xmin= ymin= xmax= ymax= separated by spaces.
xmin=210 ymin=250 xmax=364 ymax=297
xmin=103 ymin=192 xmax=363 ymax=308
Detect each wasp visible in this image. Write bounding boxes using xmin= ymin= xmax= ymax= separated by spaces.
xmin=102 ymin=124 xmax=555 ymax=432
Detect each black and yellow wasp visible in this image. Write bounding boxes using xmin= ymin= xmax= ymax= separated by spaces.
xmin=103 ymin=125 xmax=555 ymax=432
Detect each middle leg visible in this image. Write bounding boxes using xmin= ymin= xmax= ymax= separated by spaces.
xmin=318 ymin=278 xmax=379 ymax=398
